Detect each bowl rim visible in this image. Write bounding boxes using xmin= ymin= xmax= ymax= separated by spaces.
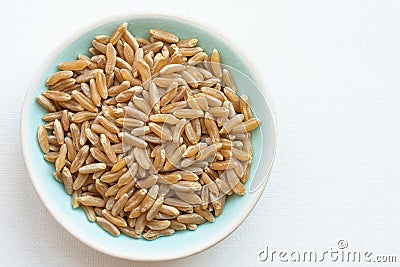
xmin=20 ymin=13 xmax=277 ymax=261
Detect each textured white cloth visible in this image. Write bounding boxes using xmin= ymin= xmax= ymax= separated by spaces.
xmin=1 ymin=0 xmax=400 ymax=266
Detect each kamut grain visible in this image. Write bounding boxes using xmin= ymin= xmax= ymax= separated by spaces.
xmin=37 ymin=22 xmax=261 ymax=240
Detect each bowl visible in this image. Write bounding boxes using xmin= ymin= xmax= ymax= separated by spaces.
xmin=21 ymin=14 xmax=277 ymax=261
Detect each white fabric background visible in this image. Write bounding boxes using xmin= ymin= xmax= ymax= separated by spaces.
xmin=1 ymin=0 xmax=400 ymax=266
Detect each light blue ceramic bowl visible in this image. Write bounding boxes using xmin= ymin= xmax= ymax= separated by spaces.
xmin=21 ymin=14 xmax=277 ymax=261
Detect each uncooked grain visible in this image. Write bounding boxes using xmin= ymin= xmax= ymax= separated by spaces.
xmin=36 ymin=22 xmax=260 ymax=240
xmin=46 ymin=71 xmax=74 ymax=86
xmin=96 ymin=216 xmax=120 ymax=236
